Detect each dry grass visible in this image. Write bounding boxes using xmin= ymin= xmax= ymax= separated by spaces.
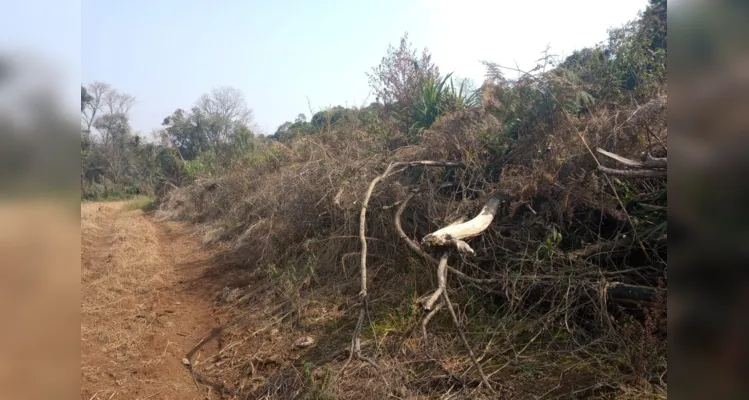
xmin=81 ymin=202 xmax=220 ymax=399
xmin=154 ymin=91 xmax=667 ymax=399
xmin=81 ymin=202 xmax=167 ymax=395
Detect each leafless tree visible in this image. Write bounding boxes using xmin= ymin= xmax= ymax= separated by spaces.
xmin=82 ymin=81 xmax=136 ymax=134
xmin=81 ymin=81 xmax=111 ymax=134
xmin=195 ymin=86 xmax=255 ymax=152
xmin=196 ymin=86 xmax=252 ymax=124
xmin=103 ymin=90 xmax=136 ymax=116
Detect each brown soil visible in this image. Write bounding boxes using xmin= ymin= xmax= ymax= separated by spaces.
xmin=81 ymin=202 xmax=228 ymax=400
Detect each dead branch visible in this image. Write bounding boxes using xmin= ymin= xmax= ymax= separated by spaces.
xmin=597 ymin=166 xmax=667 ymax=178
xmin=596 ymin=148 xmax=667 ymax=169
xmin=422 ymin=197 xmax=502 ymax=254
xmin=421 ymin=301 xmax=443 ymax=341
xmin=418 ymin=203 xmax=498 ymax=391
xmin=394 ymin=194 xmax=500 ymax=285
xmin=553 ymin=97 xmax=653 ymax=263
xmin=642 ymin=153 xmax=667 ymax=167
xmin=424 ymin=252 xmax=449 ymax=311
xmin=347 ymin=160 xmax=465 ymax=367
xmin=568 ymin=237 xmax=635 ymax=259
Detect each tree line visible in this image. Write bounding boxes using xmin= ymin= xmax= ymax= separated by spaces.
xmin=81 ymin=0 xmax=665 ymax=200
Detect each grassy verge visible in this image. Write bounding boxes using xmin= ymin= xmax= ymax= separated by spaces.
xmin=123 ymin=195 xmax=156 ymax=212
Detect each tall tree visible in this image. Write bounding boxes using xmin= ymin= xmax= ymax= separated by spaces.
xmin=93 ymin=112 xmax=132 ymax=184
xmin=81 ymin=81 xmax=136 ymax=135
xmin=81 ymin=81 xmax=110 ymax=134
xmin=195 ymin=86 xmax=254 ymax=153
xmin=161 ymin=108 xmax=209 ymax=161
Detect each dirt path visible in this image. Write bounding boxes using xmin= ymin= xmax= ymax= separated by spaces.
xmin=81 ymin=202 xmax=227 ymax=400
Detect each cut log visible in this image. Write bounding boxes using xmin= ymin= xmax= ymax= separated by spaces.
xmin=421 ymin=197 xmax=502 ymax=254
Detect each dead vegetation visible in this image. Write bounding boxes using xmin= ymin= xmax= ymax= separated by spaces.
xmin=155 ymin=85 xmax=667 ymax=398
xmin=148 ymin=3 xmax=667 ymax=397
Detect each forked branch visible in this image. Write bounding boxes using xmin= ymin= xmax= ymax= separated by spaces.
xmin=347 ymin=160 xmax=464 ymax=367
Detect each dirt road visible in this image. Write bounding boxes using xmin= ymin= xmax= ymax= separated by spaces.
xmin=81 ymin=201 xmax=225 ymax=400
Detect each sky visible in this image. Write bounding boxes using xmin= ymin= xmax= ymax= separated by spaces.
xmin=10 ymin=0 xmax=648 ymax=136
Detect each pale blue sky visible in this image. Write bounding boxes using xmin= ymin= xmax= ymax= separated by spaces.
xmin=78 ymin=0 xmax=648 ymax=136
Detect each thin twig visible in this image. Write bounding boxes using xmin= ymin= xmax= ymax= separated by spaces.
xmin=442 ymin=278 xmax=495 ymax=393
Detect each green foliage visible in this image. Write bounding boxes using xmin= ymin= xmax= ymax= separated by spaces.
xmin=155 ymin=147 xmax=186 ymax=184
xmin=161 ymin=108 xmax=210 ymax=160
xmin=482 ymin=63 xmax=591 ymax=141
xmin=476 ymin=0 xmax=666 ymax=150
xmin=82 ymin=177 xmax=140 ymax=200
xmin=311 ymin=106 xmax=357 ymax=131
xmin=303 ymin=363 xmax=334 ymax=400
xmin=369 ymin=301 xmax=417 ymax=337
xmin=409 ymin=73 xmax=453 ymax=137
xmin=271 ymin=115 xmax=317 ymax=143
xmin=81 ymin=86 xmax=93 ymax=112
xmin=558 ymin=0 xmax=666 ymax=101
xmin=270 ymin=106 xmax=361 ymax=143
xmin=444 ymin=76 xmax=480 ymax=110
xmin=537 ymin=225 xmax=563 ymax=260
xmin=409 ymin=72 xmax=480 ymax=140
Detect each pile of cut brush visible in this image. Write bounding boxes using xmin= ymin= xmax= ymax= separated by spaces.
xmin=156 ymin=96 xmax=667 ymax=399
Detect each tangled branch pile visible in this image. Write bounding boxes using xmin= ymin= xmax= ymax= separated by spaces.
xmin=156 ymin=2 xmax=667 ymax=398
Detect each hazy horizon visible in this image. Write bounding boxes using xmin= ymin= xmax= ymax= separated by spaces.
xmin=79 ymin=0 xmax=648 ymax=136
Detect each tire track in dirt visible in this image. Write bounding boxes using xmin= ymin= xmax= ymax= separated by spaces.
xmin=81 ymin=202 xmax=229 ymax=400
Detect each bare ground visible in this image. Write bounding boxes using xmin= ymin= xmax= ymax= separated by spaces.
xmin=81 ymin=201 xmax=228 ymax=400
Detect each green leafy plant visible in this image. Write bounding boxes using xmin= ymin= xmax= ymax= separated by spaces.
xmin=409 ymin=72 xmax=453 ymax=137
